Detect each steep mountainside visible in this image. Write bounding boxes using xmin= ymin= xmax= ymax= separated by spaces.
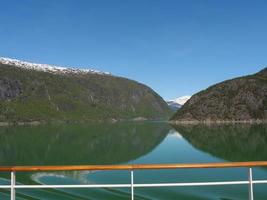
xmin=171 ymin=68 xmax=267 ymax=122
xmin=0 ymin=58 xmax=171 ymax=123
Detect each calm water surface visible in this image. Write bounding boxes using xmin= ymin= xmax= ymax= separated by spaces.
xmin=0 ymin=122 xmax=266 ymax=200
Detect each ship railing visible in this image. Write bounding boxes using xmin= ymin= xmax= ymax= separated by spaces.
xmin=1 ymin=161 xmax=267 ymax=200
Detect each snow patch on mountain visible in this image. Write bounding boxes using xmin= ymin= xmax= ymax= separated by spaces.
xmin=0 ymin=57 xmax=111 ymax=75
xmin=171 ymin=95 xmax=191 ymax=105
xmin=167 ymin=95 xmax=191 ymax=111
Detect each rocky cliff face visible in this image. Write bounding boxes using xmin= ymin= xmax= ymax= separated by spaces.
xmin=0 ymin=59 xmax=171 ymax=123
xmin=0 ymin=78 xmax=22 ymax=101
xmin=171 ymin=68 xmax=267 ymax=122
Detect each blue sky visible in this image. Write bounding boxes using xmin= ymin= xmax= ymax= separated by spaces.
xmin=0 ymin=0 xmax=267 ymax=100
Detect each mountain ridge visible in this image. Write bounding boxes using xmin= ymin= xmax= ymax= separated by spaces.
xmin=0 ymin=57 xmax=111 ymax=75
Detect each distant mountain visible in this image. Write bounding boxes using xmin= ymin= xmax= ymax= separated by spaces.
xmin=171 ymin=68 xmax=267 ymax=123
xmin=0 ymin=57 xmax=171 ymax=123
xmin=166 ymin=96 xmax=191 ymax=111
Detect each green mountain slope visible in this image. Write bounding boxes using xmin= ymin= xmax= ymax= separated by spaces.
xmin=171 ymin=68 xmax=267 ymax=122
xmin=0 ymin=61 xmax=171 ymax=123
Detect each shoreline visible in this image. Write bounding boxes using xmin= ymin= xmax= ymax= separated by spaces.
xmin=0 ymin=117 xmax=167 ymax=127
xmin=169 ymin=119 xmax=267 ymax=125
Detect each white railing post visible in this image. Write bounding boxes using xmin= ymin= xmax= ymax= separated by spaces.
xmin=11 ymin=171 xmax=15 ymax=200
xmin=248 ymin=168 xmax=254 ymax=200
xmin=131 ymin=170 xmax=134 ymax=200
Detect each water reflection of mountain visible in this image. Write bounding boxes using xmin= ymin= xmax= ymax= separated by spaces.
xmin=0 ymin=122 xmax=169 ymax=166
xmin=172 ymin=124 xmax=267 ymax=161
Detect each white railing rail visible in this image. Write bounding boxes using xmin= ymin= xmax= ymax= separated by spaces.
xmin=1 ymin=161 xmax=267 ymax=200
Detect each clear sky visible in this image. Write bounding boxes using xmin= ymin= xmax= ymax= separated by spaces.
xmin=0 ymin=0 xmax=267 ymax=100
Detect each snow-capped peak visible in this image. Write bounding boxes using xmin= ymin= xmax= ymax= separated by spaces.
xmin=0 ymin=57 xmax=111 ymax=75
xmin=166 ymin=95 xmax=191 ymax=111
xmin=171 ymin=95 xmax=191 ymax=105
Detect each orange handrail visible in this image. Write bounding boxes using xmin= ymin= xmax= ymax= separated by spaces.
xmin=1 ymin=161 xmax=267 ymax=172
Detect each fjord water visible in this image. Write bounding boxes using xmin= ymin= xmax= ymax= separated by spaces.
xmin=0 ymin=123 xmax=267 ymax=199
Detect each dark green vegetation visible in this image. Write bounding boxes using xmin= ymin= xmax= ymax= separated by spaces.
xmin=0 ymin=63 xmax=171 ymax=123
xmin=171 ymin=68 xmax=267 ymax=122
xmin=0 ymin=122 xmax=169 ymax=165
xmin=173 ymin=124 xmax=267 ymax=161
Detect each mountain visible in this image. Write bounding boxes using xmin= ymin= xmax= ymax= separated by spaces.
xmin=166 ymin=95 xmax=191 ymax=111
xmin=0 ymin=57 xmax=171 ymax=123
xmin=171 ymin=68 xmax=267 ymax=123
